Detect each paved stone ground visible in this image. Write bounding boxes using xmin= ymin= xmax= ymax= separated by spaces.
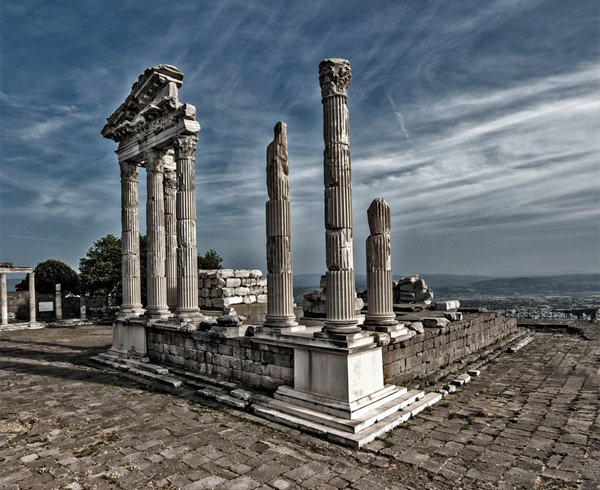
xmin=0 ymin=325 xmax=598 ymax=489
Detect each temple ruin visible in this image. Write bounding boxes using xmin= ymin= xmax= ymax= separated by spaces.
xmin=0 ymin=263 xmax=40 ymax=329
xmin=95 ymin=60 xmax=521 ymax=447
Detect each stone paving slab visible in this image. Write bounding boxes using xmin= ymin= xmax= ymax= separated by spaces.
xmin=1 ymin=324 xmax=598 ymax=489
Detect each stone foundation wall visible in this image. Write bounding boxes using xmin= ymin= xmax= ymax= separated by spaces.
xmin=383 ymin=312 xmax=518 ymax=385
xmin=199 ymin=269 xmax=267 ymax=309
xmin=147 ymin=327 xmax=294 ymax=392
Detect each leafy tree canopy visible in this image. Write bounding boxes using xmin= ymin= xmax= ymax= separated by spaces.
xmin=79 ymin=234 xmax=147 ymax=305
xmin=198 ymin=249 xmax=223 ymax=269
xmin=16 ymin=259 xmax=79 ymax=295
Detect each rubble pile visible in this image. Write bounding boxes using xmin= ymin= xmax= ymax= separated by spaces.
xmin=198 ymin=269 xmax=267 ymax=309
xmin=393 ymin=275 xmax=433 ymax=304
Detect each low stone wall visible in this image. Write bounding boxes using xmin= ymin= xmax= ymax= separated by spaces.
xmin=199 ymin=269 xmax=267 ymax=310
xmin=147 ymin=326 xmax=294 ymax=392
xmin=383 ymin=312 xmax=518 ymax=385
xmin=146 ymin=313 xmax=518 ymax=393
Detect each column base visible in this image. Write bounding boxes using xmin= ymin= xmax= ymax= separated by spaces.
xmin=321 ymin=317 xmax=362 ymax=336
xmin=145 ymin=307 xmax=172 ymax=320
xmin=363 ymin=320 xmax=412 ymax=341
xmin=119 ymin=305 xmax=145 ymax=319
xmin=261 ymin=314 xmax=304 ymax=334
xmin=175 ymin=308 xmax=201 ymax=322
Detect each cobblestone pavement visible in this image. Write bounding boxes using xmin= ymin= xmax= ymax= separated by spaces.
xmin=1 ymin=325 xmax=598 ymax=489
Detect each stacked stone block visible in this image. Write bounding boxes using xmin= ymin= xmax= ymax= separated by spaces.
xmin=382 ymin=313 xmax=519 ymax=385
xmin=393 ymin=275 xmax=433 ymax=304
xmin=198 ymin=269 xmax=267 ymax=309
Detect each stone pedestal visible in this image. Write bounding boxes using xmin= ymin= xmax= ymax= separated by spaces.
xmin=145 ymin=150 xmax=170 ymax=319
xmin=28 ymin=273 xmax=36 ymax=323
xmin=318 ymin=59 xmax=361 ymax=337
xmin=261 ymin=122 xmax=302 ymax=334
xmin=55 ymin=284 xmax=62 ymax=321
xmin=119 ymin=162 xmax=144 ymax=318
xmin=174 ymin=136 xmax=200 ymax=321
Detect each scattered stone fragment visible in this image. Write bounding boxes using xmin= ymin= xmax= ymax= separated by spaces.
xmin=443 ymin=384 xmax=457 ymax=393
xmin=444 ymin=312 xmax=463 ymax=321
xmin=432 ymin=300 xmax=461 ymax=311
xmin=421 ymin=317 xmax=450 ymax=328
xmin=407 ymin=322 xmax=424 ymax=334
xmin=467 ymin=369 xmax=480 ymax=377
xmin=438 ymin=389 xmax=449 ymax=397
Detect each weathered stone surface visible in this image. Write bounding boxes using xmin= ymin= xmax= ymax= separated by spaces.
xmin=393 ymin=275 xmax=433 ymax=305
xmin=421 ymin=317 xmax=450 ymax=328
xmin=432 ymin=300 xmax=461 ymax=311
xmin=444 ymin=311 xmax=463 ymax=321
xmin=319 ymin=58 xmax=360 ymax=335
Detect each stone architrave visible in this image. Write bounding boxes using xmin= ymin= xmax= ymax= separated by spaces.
xmin=28 ymin=273 xmax=36 ymax=323
xmin=55 ymin=284 xmax=62 ymax=321
xmin=144 ymin=149 xmax=170 ymax=319
xmin=364 ymin=199 xmax=409 ymax=339
xmin=119 ymin=161 xmax=144 ymax=317
xmin=318 ymin=58 xmax=361 ymax=335
xmin=0 ymin=273 xmax=7 ymax=326
xmin=173 ymin=135 xmax=200 ymax=320
xmin=163 ymin=167 xmax=178 ymax=311
xmin=263 ymin=122 xmax=298 ymax=330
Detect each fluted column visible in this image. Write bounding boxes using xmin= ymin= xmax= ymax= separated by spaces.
xmin=164 ymin=167 xmax=178 ymax=311
xmin=265 ymin=122 xmax=297 ymax=328
xmin=120 ymin=161 xmax=144 ymax=317
xmin=28 ymin=273 xmax=36 ymax=323
xmin=145 ymin=150 xmax=170 ymax=319
xmin=1 ymin=273 xmax=7 ymax=326
xmin=365 ymin=199 xmax=397 ymax=326
xmin=174 ymin=136 xmax=200 ymax=320
xmin=319 ymin=58 xmax=360 ymax=335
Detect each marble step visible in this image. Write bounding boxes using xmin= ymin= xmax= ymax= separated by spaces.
xmin=267 ymin=388 xmax=424 ymax=433
xmin=91 ymin=355 xmax=182 ymax=388
xmin=97 ymin=353 xmax=169 ymax=374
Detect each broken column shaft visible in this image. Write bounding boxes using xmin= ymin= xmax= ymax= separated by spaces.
xmin=319 ymin=58 xmax=360 ymax=335
xmin=264 ymin=122 xmax=297 ymax=329
xmin=365 ymin=199 xmax=397 ymax=326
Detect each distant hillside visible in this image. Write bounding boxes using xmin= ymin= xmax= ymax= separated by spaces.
xmin=435 ymin=274 xmax=600 ymax=298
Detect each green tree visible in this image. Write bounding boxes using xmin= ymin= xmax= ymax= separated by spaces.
xmin=198 ymin=249 xmax=223 ymax=269
xmin=79 ymin=234 xmax=122 ymax=304
xmin=15 ymin=259 xmax=80 ymax=295
xmin=79 ymin=234 xmax=147 ymax=306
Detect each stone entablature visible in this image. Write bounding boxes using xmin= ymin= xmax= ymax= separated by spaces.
xmin=198 ymin=269 xmax=267 ymax=309
xmin=102 ymin=65 xmax=199 ymax=163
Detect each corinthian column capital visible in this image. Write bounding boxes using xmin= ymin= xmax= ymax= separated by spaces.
xmin=144 ymin=149 xmax=169 ymax=173
xmin=119 ymin=161 xmax=138 ymax=182
xmin=173 ymin=135 xmax=198 ymax=159
xmin=319 ymin=58 xmax=352 ymax=99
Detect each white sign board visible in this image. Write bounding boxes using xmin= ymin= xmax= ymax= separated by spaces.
xmin=39 ymin=302 xmax=54 ymax=312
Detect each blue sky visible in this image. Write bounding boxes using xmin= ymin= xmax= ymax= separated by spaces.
xmin=1 ymin=0 xmax=599 ymax=277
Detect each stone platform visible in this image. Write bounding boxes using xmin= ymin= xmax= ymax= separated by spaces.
xmin=1 ymin=324 xmax=598 ymax=489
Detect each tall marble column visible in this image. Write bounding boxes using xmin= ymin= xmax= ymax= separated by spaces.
xmin=174 ymin=136 xmax=200 ymax=320
xmin=120 ymin=161 xmax=144 ymax=317
xmin=265 ymin=122 xmax=297 ymax=329
xmin=0 ymin=273 xmax=7 ymax=326
xmin=28 ymin=272 xmax=36 ymax=323
xmin=319 ymin=58 xmax=361 ymax=335
xmin=365 ymin=199 xmax=396 ymax=326
xmin=145 ymin=149 xmax=170 ymax=319
xmin=164 ymin=167 xmax=178 ymax=311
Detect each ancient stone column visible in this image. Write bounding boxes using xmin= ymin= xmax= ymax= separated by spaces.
xmin=365 ymin=199 xmax=397 ymax=326
xmin=55 ymin=284 xmax=62 ymax=321
xmin=120 ymin=161 xmax=144 ymax=317
xmin=265 ymin=122 xmax=297 ymax=329
xmin=174 ymin=136 xmax=200 ymax=320
xmin=145 ymin=150 xmax=170 ymax=319
xmin=79 ymin=295 xmax=86 ymax=320
xmin=0 ymin=273 xmax=7 ymax=326
xmin=319 ymin=58 xmax=361 ymax=335
xmin=164 ymin=167 xmax=178 ymax=311
xmin=28 ymin=272 xmax=36 ymax=323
